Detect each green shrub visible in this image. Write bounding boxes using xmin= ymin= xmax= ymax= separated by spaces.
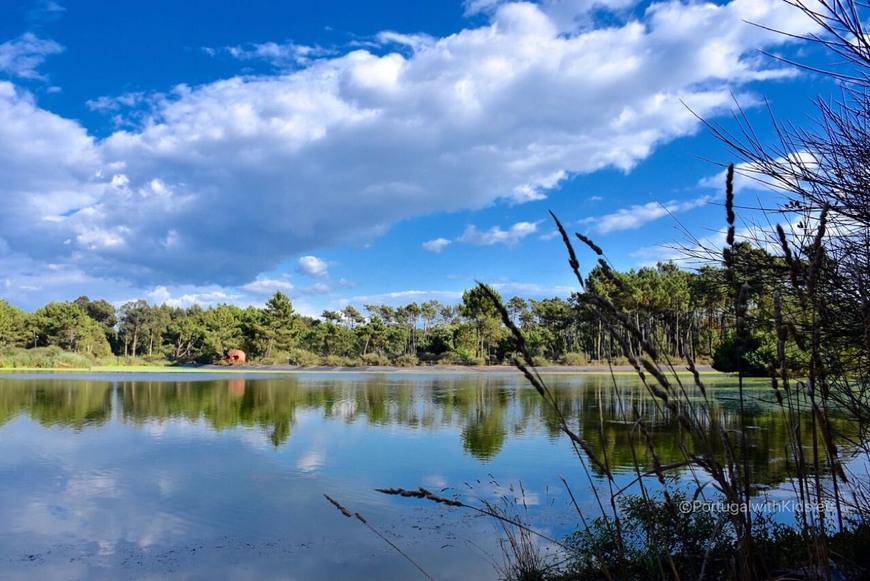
xmin=560 ymin=352 xmax=588 ymax=366
xmin=453 ymin=348 xmax=479 ymax=365
xmin=0 ymin=346 xmax=93 ymax=369
xmin=564 ymin=492 xmax=733 ymax=580
xmin=254 ymin=351 xmax=293 ymax=365
xmin=712 ymin=332 xmax=773 ymax=376
xmin=53 ymin=351 xmax=94 ymax=368
xmin=360 ymin=352 xmax=391 ymax=366
xmin=322 ymin=354 xmax=354 ymax=367
xmin=393 ymin=354 xmax=419 ymax=367
xmin=288 ymin=349 xmax=320 ymax=366
xmin=531 ymin=355 xmax=550 ymax=367
xmin=436 ymin=351 xmax=465 ymax=365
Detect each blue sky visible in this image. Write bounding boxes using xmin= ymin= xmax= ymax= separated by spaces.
xmin=0 ymin=0 xmax=838 ymax=316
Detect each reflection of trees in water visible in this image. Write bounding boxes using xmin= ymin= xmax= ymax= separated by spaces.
xmin=121 ymin=380 xmax=300 ymax=446
xmin=569 ymin=378 xmax=849 ymax=485
xmin=0 ymin=375 xmax=850 ymax=484
xmin=0 ymin=379 xmax=111 ymax=428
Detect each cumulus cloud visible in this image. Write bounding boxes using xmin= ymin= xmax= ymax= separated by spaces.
xmin=28 ymin=1 xmax=66 ymax=24
xmin=582 ymin=196 xmax=713 ymax=234
xmin=0 ymin=33 xmax=63 ymax=79
xmin=422 ymin=237 xmax=452 ymax=252
xmin=489 ymin=281 xmax=575 ymax=297
xmin=699 ymin=152 xmax=819 ymax=194
xmin=297 ymin=256 xmax=329 ymax=277
xmin=0 ymin=82 xmax=103 ymax=254
xmin=217 ymin=42 xmax=333 ymax=68
xmin=0 ymin=0 xmax=823 ymax=290
xmin=242 ymin=276 xmax=295 ymax=294
xmin=427 ymin=220 xmax=540 ymax=250
xmin=142 ymin=286 xmax=241 ymax=309
xmin=349 ymin=289 xmax=464 ymax=307
xmin=376 ymin=31 xmax=436 ymax=53
xmin=86 ymin=91 xmax=149 ymax=113
xmin=465 ymin=0 xmax=638 ymax=32
xmin=458 ymin=221 xmax=540 ymax=245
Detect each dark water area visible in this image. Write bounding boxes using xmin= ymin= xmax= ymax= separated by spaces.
xmin=0 ymin=372 xmax=852 ymax=579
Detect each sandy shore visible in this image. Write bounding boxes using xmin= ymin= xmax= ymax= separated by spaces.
xmin=0 ymin=363 xmax=717 ymax=375
xmin=191 ymin=363 xmax=716 ymax=374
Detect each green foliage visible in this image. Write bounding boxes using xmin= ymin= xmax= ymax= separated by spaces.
xmin=452 ymin=347 xmax=479 ymax=365
xmin=461 ymin=284 xmax=507 ymax=360
xmin=559 ymin=352 xmax=587 ymax=366
xmin=0 ymin=346 xmax=93 ymax=369
xmin=712 ymin=332 xmax=767 ymax=375
xmin=0 ymin=300 xmax=29 ymax=347
xmin=199 ymin=304 xmax=245 ymax=360
xmin=321 ymin=354 xmax=354 ymax=367
xmin=563 ymin=493 xmax=733 ymax=580
xmin=32 ymin=301 xmax=112 ymax=356
xmin=360 ymin=352 xmax=391 ymax=366
xmin=261 ymin=291 xmax=299 ymax=355
xmin=0 ymin=249 xmax=822 ymax=370
xmin=393 ymin=353 xmax=419 ymax=367
xmin=287 ymin=348 xmax=320 ymax=366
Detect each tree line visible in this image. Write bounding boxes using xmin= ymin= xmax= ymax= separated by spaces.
xmin=0 ymin=244 xmax=814 ymax=371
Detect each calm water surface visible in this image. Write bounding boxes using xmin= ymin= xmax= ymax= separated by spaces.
xmin=0 ymin=371 xmax=844 ymax=580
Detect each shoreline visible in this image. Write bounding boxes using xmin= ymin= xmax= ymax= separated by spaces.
xmin=0 ymin=363 xmax=717 ymax=374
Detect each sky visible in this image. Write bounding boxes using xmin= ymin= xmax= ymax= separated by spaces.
xmin=0 ymin=0 xmax=841 ymax=317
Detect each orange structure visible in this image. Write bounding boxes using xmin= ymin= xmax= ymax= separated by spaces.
xmin=225 ymin=349 xmax=246 ymax=364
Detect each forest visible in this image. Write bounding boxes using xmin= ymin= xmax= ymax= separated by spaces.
xmin=0 ymin=239 xmax=832 ymax=374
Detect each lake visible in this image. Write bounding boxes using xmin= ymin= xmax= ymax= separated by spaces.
xmin=0 ymin=371 xmax=845 ymax=580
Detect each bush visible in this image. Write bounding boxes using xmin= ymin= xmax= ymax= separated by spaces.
xmin=454 ymin=348 xmax=481 ymax=365
xmin=254 ymin=351 xmax=293 ymax=365
xmin=321 ymin=354 xmax=354 ymax=367
xmin=564 ymin=492 xmax=733 ymax=580
xmin=531 ymin=356 xmax=550 ymax=367
xmin=288 ymin=349 xmax=320 ymax=366
xmin=560 ymin=352 xmax=588 ymax=366
xmin=712 ymin=333 xmax=769 ymax=376
xmin=92 ymin=356 xmax=167 ymax=367
xmin=0 ymin=346 xmax=93 ymax=369
xmin=435 ymin=351 xmax=465 ymax=365
xmin=360 ymin=352 xmax=391 ymax=366
xmin=393 ymin=354 xmax=419 ymax=367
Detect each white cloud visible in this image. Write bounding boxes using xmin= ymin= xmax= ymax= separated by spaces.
xmin=141 ymin=287 xmax=241 ymax=309
xmin=376 ymin=31 xmax=435 ymax=53
xmin=583 ymin=196 xmax=713 ymax=234
xmin=699 ymin=151 xmax=819 ymax=194
xmin=629 ymin=244 xmax=686 ymax=266
xmin=297 ymin=256 xmax=329 ymax=277
xmin=458 ymin=221 xmax=540 ymax=245
xmin=0 ymin=0 xmax=824 ymax=292
xmin=86 ymin=92 xmax=148 ymax=112
xmin=219 ymin=42 xmax=333 ymax=68
xmin=0 ymin=81 xmax=103 ymax=259
xmin=0 ymin=33 xmax=63 ymax=79
xmin=422 ymin=237 xmax=452 ymax=252
xmin=489 ymin=281 xmax=576 ymax=297
xmin=349 ymin=289 xmax=464 ymax=306
xmin=28 ymin=1 xmax=66 ymax=23
xmin=242 ymin=276 xmax=295 ymax=294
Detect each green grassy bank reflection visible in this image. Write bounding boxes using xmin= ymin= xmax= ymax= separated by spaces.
xmin=0 ymin=373 xmax=853 ymax=487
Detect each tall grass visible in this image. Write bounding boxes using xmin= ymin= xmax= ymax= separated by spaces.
xmin=0 ymin=347 xmax=178 ymax=370
xmin=381 ymin=164 xmax=870 ymax=579
xmin=0 ymin=346 xmax=94 ymax=369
